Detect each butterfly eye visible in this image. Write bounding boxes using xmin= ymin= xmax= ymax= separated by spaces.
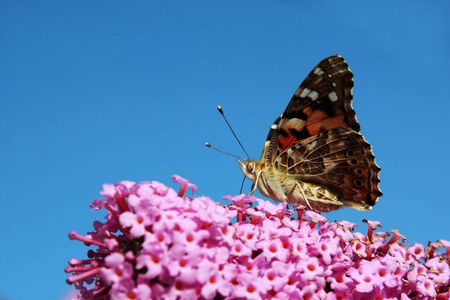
xmin=247 ymin=162 xmax=255 ymax=173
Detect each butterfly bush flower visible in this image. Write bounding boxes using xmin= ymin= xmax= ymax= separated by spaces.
xmin=66 ymin=176 xmax=450 ymax=299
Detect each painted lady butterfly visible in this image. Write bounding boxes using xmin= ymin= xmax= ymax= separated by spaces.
xmin=239 ymin=55 xmax=382 ymax=212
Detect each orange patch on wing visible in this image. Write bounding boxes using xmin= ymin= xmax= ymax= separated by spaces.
xmin=303 ymin=107 xmax=313 ymax=116
xmin=278 ymin=118 xmax=307 ymax=151
xmin=306 ymin=109 xmax=347 ymax=135
xmin=279 ymin=134 xmax=296 ymax=152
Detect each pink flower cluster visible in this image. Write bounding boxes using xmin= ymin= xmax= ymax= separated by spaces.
xmin=66 ymin=176 xmax=450 ymax=299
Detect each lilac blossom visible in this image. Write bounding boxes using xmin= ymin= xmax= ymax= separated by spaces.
xmin=66 ymin=176 xmax=450 ymax=299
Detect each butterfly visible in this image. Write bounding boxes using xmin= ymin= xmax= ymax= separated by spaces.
xmin=238 ymin=55 xmax=382 ymax=213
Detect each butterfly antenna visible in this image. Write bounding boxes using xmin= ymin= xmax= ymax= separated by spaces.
xmin=205 ymin=143 xmax=246 ymax=161
xmin=217 ymin=106 xmax=250 ymax=159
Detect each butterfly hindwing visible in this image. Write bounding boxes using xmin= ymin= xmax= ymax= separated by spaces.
xmin=273 ymin=127 xmax=382 ymax=211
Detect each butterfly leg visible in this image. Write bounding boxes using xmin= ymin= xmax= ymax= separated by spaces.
xmin=287 ymin=182 xmax=314 ymax=211
xmin=248 ymin=171 xmax=262 ymax=196
xmin=249 ymin=183 xmax=256 ymax=196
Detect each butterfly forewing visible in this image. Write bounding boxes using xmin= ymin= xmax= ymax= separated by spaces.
xmin=265 ymin=55 xmax=360 ymax=166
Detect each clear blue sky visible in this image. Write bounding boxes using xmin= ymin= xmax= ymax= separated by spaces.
xmin=1 ymin=1 xmax=449 ymax=299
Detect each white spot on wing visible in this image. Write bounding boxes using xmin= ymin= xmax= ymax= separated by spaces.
xmin=328 ymin=91 xmax=338 ymax=102
xmin=300 ymin=88 xmax=311 ymax=98
xmin=331 ymin=82 xmax=337 ymax=88
xmin=309 ymin=91 xmax=319 ymax=101
xmin=327 ymin=74 xmax=332 ymax=78
xmin=271 ymin=124 xmax=277 ymax=129
xmin=314 ymin=68 xmax=324 ymax=75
